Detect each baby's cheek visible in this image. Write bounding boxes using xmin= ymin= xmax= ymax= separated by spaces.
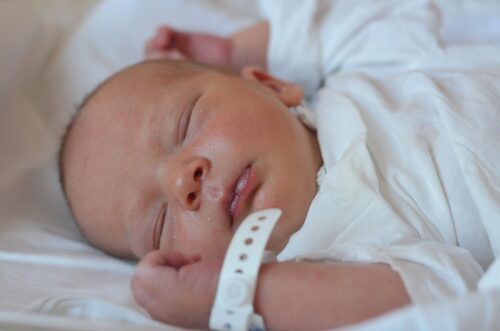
xmin=174 ymin=223 xmax=231 ymax=260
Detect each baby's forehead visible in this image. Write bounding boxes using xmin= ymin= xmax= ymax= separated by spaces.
xmin=82 ymin=61 xmax=212 ymax=121
xmin=98 ymin=59 xmax=233 ymax=96
xmin=78 ymin=67 xmax=175 ymax=127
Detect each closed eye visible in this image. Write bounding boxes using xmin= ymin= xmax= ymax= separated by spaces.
xmin=153 ymin=204 xmax=167 ymax=250
xmin=178 ymin=93 xmax=202 ymax=144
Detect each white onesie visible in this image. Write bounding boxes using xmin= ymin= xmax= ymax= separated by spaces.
xmin=260 ymin=0 xmax=500 ymax=304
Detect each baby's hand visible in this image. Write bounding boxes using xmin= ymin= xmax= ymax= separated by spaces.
xmin=145 ymin=26 xmax=233 ymax=69
xmin=131 ymin=250 xmax=222 ymax=329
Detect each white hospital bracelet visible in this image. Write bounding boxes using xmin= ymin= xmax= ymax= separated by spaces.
xmin=209 ymin=208 xmax=281 ymax=331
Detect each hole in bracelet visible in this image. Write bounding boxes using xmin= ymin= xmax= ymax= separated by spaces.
xmin=239 ymin=253 xmax=248 ymax=261
xmin=251 ymin=225 xmax=259 ymax=231
xmin=244 ymin=238 xmax=253 ymax=245
xmin=258 ymin=216 xmax=266 ymax=221
xmin=235 ymin=269 xmax=243 ymax=274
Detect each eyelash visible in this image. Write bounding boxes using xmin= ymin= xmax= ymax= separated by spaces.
xmin=181 ymin=93 xmax=203 ymax=144
xmin=180 ymin=96 xmax=199 ymax=144
xmin=181 ymin=107 xmax=193 ymax=142
xmin=154 ymin=204 xmax=167 ymax=250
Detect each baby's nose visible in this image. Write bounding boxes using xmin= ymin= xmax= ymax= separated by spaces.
xmin=181 ymin=166 xmax=203 ymax=210
xmin=163 ymin=157 xmax=210 ymax=211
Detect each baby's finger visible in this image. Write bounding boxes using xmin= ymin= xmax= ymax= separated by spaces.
xmin=164 ymin=49 xmax=188 ymax=60
xmin=144 ymin=26 xmax=172 ymax=55
xmin=131 ymin=262 xmax=176 ymax=317
xmin=140 ymin=250 xmax=200 ymax=269
xmin=145 ymin=50 xmax=171 ymax=60
xmin=154 ymin=26 xmax=173 ymax=48
xmin=146 ymin=49 xmax=188 ymax=61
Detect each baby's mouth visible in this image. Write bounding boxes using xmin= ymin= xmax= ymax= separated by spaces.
xmin=227 ymin=166 xmax=252 ymax=227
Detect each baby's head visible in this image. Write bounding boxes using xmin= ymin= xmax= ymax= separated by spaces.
xmin=59 ymin=60 xmax=322 ymax=261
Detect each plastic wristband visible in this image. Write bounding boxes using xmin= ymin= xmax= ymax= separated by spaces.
xmin=209 ymin=209 xmax=282 ymax=331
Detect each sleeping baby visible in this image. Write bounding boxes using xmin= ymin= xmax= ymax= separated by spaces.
xmin=58 ymin=1 xmax=500 ymax=330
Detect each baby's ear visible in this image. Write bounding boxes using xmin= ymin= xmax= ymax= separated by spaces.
xmin=241 ymin=67 xmax=303 ymax=107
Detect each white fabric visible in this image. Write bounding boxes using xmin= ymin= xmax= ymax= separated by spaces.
xmin=262 ymin=0 xmax=500 ymax=308
xmin=260 ymin=0 xmax=441 ymax=97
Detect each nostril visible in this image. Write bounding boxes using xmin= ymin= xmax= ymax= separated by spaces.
xmin=187 ymin=192 xmax=196 ymax=205
xmin=194 ymin=167 xmax=203 ymax=180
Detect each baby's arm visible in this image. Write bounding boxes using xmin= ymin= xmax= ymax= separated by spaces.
xmin=132 ymin=250 xmax=410 ymax=331
xmin=256 ymin=261 xmax=410 ymax=330
xmin=145 ymin=21 xmax=269 ymax=72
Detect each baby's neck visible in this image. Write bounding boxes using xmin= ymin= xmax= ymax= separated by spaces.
xmin=305 ymin=127 xmax=323 ymax=177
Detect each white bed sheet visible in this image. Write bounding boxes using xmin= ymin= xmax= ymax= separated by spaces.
xmin=0 ymin=0 xmax=499 ymax=330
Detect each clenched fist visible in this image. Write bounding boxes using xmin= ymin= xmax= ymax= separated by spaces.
xmin=131 ymin=250 xmax=223 ymax=329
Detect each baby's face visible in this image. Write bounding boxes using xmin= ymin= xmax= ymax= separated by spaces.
xmin=64 ymin=62 xmax=321 ymax=260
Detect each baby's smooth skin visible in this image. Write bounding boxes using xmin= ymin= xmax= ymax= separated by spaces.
xmin=60 ymin=24 xmax=411 ymax=331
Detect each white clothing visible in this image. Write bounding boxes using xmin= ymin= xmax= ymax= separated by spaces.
xmin=260 ymin=0 xmax=500 ymax=303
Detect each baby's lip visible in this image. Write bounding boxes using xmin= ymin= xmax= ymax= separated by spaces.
xmin=224 ymin=165 xmax=254 ymax=228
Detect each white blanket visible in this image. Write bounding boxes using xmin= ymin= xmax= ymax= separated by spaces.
xmin=0 ymin=0 xmax=499 ymax=330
